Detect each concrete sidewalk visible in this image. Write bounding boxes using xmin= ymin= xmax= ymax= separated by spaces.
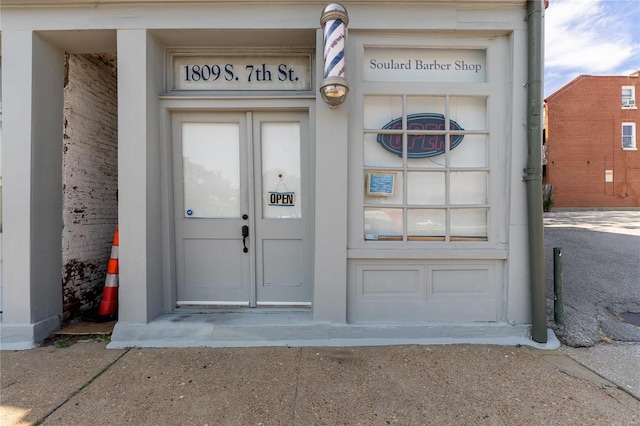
xmin=2 ymin=340 xmax=639 ymax=425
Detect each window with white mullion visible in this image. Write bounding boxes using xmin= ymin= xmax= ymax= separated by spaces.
xmin=363 ymin=92 xmax=489 ymax=243
xmin=622 ymin=122 xmax=636 ymax=149
xmin=622 ymin=86 xmax=636 ymax=108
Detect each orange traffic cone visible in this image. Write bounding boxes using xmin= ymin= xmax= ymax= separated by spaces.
xmin=98 ymin=226 xmax=119 ymax=316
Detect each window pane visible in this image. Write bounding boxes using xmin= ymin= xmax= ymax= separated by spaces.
xmin=622 ymin=124 xmax=636 ymax=149
xmin=182 ymin=122 xmax=240 ymax=218
xmin=365 ymin=171 xmax=404 ymax=205
xmin=450 ymin=172 xmax=487 ymax=204
xmin=407 ymin=172 xmax=445 ymax=204
xmin=363 ymin=48 xmax=486 ymax=83
xmin=451 ymin=208 xmax=487 ymax=238
xmin=406 ymin=132 xmax=447 ymax=159
xmin=406 ymin=152 xmax=446 ymax=169
xmin=406 ymin=96 xmax=445 ymax=116
xmin=364 ymin=96 xmax=403 ymax=130
xmin=364 ymin=207 xmax=403 ymax=238
xmin=364 ymin=133 xmax=402 ymax=167
xmin=450 ymin=134 xmax=488 ymax=167
xmin=407 ymin=209 xmax=445 ymax=237
xmin=262 ymin=122 xmax=301 ymax=219
xmin=450 ymin=97 xmax=487 ymax=131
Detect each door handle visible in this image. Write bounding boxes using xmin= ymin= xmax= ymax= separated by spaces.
xmin=242 ymin=225 xmax=249 ymax=253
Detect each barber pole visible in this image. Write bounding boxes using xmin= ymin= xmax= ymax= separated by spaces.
xmin=322 ymin=5 xmax=347 ymax=79
xmin=319 ymin=3 xmax=349 ymax=106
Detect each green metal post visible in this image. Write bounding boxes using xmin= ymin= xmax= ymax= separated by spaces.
xmin=526 ymin=0 xmax=547 ymax=344
xmin=553 ymin=247 xmax=564 ymax=325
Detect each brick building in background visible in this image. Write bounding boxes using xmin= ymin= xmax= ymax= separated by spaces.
xmin=544 ymin=72 xmax=640 ymax=208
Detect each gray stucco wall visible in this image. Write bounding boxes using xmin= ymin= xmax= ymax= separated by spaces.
xmin=1 ymin=0 xmax=536 ymax=349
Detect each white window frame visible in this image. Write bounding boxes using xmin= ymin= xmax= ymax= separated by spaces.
xmin=622 ymin=122 xmax=636 ymax=150
xmin=347 ymin=33 xmax=509 ymax=251
xmin=622 ymin=86 xmax=636 ymax=109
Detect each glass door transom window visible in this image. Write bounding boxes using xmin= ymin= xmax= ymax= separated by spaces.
xmin=363 ymin=95 xmax=489 ymax=242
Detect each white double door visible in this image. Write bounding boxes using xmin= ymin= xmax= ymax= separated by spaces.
xmin=172 ymin=111 xmax=311 ymax=307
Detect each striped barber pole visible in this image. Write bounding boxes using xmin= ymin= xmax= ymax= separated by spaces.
xmin=323 ymin=18 xmax=346 ymax=79
xmin=319 ymin=4 xmax=350 ymax=106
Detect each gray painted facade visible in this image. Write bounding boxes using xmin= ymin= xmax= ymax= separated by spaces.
xmin=0 ymin=0 xmax=546 ymax=350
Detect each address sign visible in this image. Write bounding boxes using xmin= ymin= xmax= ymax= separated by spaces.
xmin=172 ymin=54 xmax=312 ymax=91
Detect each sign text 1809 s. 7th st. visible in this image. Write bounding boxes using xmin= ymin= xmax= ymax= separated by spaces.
xmin=172 ymin=54 xmax=312 ymax=91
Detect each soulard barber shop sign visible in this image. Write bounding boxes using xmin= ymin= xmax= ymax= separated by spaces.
xmin=364 ymin=47 xmax=486 ymax=83
xmin=171 ymin=52 xmax=312 ymax=91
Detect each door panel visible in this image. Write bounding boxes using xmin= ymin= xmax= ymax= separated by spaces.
xmin=183 ymin=239 xmax=246 ymax=300
xmin=173 ymin=112 xmax=252 ymax=304
xmin=253 ymin=112 xmax=312 ymax=304
xmin=173 ymin=111 xmax=311 ymax=306
xmin=262 ymin=239 xmax=304 ymax=288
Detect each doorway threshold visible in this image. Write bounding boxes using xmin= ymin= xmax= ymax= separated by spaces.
xmin=107 ymin=311 xmax=560 ymax=350
xmin=174 ymin=305 xmax=312 ymax=314
xmin=172 ymin=306 xmax=314 ymax=324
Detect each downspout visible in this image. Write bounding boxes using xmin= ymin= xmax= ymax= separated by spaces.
xmin=525 ymin=0 xmax=547 ymax=343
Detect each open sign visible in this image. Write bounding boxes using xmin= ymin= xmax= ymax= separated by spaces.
xmin=377 ymin=113 xmax=464 ymax=158
xmin=269 ymin=191 xmax=296 ymax=207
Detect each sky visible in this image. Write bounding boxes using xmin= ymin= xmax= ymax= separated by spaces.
xmin=544 ymin=0 xmax=640 ymax=98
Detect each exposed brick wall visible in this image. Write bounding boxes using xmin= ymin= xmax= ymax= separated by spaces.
xmin=62 ymin=53 xmax=118 ymax=320
xmin=544 ymin=75 xmax=640 ymax=208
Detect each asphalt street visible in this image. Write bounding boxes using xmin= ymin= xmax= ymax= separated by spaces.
xmin=544 ymin=210 xmax=640 ymax=347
